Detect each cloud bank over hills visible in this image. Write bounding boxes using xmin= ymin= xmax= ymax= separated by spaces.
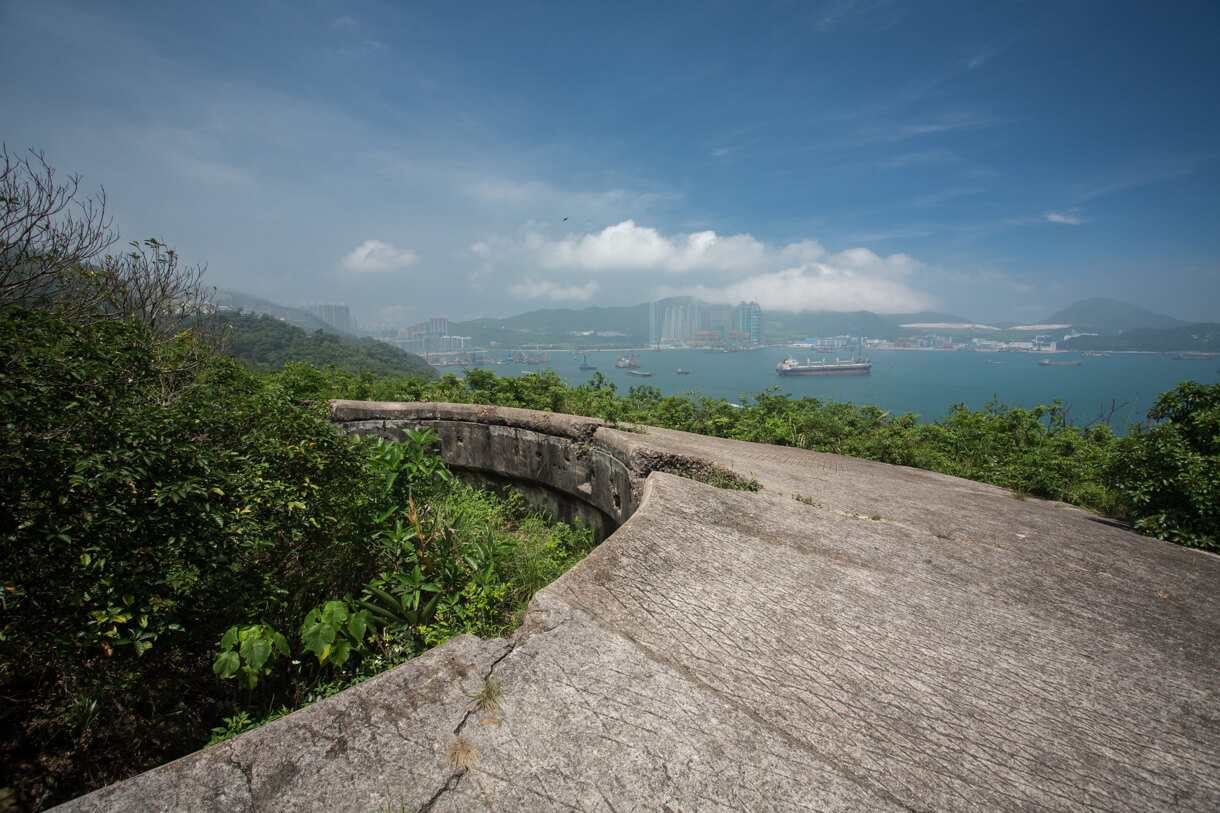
xmin=476 ymin=220 xmax=935 ymax=313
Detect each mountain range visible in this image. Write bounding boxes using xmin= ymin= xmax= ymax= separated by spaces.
xmin=214 ymin=290 xmax=1215 ymax=353
xmin=449 ymin=296 xmax=1198 ymax=347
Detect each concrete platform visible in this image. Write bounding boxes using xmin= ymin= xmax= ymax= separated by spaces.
xmin=60 ymin=404 xmax=1220 ymax=811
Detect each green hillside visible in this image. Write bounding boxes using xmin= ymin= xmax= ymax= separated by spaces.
xmin=213 ymin=289 xmax=348 ymax=335
xmin=223 ymin=311 xmax=434 ymax=377
xmin=453 ymin=301 xmax=654 ymax=347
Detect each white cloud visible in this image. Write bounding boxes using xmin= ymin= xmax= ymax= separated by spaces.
xmin=485 ymin=220 xmax=934 ymax=312
xmin=343 ymin=239 xmax=419 ymax=271
xmin=657 ymin=247 xmax=934 ymax=313
xmin=508 ymin=276 xmax=600 ymax=302
xmin=1044 ymin=211 xmax=1082 ymax=225
xmin=538 ymin=220 xmax=774 ymax=272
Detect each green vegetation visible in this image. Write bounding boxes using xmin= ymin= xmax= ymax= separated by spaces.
xmin=224 ymin=310 xmax=434 ymax=378
xmin=0 ymin=302 xmax=595 ymax=809
xmin=1106 ymin=382 xmax=1220 ymax=546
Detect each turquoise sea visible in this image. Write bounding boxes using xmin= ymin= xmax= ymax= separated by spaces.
xmin=465 ymin=349 xmax=1220 ymax=429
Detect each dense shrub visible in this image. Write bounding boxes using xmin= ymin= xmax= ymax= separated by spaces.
xmin=0 ymin=307 xmax=393 ymax=806
xmin=1106 ymin=382 xmax=1219 ymax=549
xmin=0 ymin=309 xmax=597 ymax=809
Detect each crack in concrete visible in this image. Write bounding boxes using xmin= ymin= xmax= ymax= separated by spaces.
xmin=226 ymin=747 xmax=255 ymax=808
xmin=416 ymin=638 xmax=518 ymax=812
xmin=415 ymin=771 xmax=463 ymax=813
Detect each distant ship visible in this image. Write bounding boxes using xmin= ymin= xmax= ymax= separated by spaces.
xmin=615 ymin=354 xmax=639 ymax=368
xmin=579 ymin=354 xmax=597 ymax=371
xmin=776 ymin=356 xmax=871 ymax=376
xmin=626 ymin=369 xmax=653 ymax=377
xmin=1173 ymin=353 xmax=1213 ymax=361
xmin=675 ymin=368 xmax=690 ymax=375
xmin=1038 ymin=359 xmax=1082 ymax=367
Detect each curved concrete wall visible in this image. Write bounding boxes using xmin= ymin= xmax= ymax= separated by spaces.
xmin=329 ymin=401 xmax=750 ymax=539
xmin=330 ymin=401 xmax=638 ymax=537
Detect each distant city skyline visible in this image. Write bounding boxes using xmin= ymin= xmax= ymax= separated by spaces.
xmin=2 ymin=1 xmax=1217 ymax=326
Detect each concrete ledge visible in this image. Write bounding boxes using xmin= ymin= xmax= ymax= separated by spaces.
xmin=330 ymin=400 xmax=752 ymax=535
xmin=60 ymin=403 xmax=1220 ymax=812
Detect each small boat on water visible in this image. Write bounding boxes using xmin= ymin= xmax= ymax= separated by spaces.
xmin=626 ymin=370 xmax=653 ymax=377
xmin=1039 ymin=359 xmax=1082 ymax=367
xmin=776 ymin=356 xmax=871 ymax=376
xmin=675 ymin=368 xmax=690 ymax=375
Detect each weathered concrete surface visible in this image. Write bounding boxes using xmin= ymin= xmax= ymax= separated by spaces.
xmin=60 ymin=404 xmax=1220 ymax=811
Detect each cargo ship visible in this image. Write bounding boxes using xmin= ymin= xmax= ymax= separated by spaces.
xmin=615 ymin=354 xmax=639 ymax=368
xmin=776 ymin=356 xmax=871 ymax=376
xmin=1038 ymin=359 xmax=1082 ymax=367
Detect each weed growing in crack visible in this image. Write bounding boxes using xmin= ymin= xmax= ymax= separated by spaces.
xmin=447 ymin=736 xmax=478 ymax=771
xmin=673 ymin=465 xmax=761 ymax=492
xmin=470 ymin=676 xmax=503 ymax=715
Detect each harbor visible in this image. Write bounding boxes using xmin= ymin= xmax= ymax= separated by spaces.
xmin=447 ymin=347 xmax=1219 ymax=429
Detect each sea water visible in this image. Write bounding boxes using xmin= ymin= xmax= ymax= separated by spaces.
xmin=468 ymin=349 xmax=1220 ymax=430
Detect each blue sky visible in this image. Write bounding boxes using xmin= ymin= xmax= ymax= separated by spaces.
xmin=2 ymin=0 xmax=1217 ymax=327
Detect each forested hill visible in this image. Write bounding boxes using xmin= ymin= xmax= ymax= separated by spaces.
xmin=1062 ymin=323 xmax=1220 ymax=353
xmin=1043 ymin=297 xmax=1184 ymax=333
xmin=222 ymin=312 xmax=434 ymax=377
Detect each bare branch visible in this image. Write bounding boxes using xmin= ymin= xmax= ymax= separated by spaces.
xmin=1 ymin=145 xmax=117 ymax=307
xmin=1 ymin=146 xmax=215 ymax=341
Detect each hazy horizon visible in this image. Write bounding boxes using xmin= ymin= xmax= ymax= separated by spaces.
xmin=2 ymin=1 xmax=1217 ymax=327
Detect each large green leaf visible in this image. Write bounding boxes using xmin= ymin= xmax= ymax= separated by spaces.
xmin=240 ymin=635 xmax=272 ymax=673
xmin=213 ymin=650 xmax=240 ymax=679
xmin=301 ymin=621 xmax=336 ymax=657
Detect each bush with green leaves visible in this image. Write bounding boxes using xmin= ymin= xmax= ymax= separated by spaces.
xmin=1106 ymin=381 xmax=1219 ymax=549
xmin=0 ymin=306 xmax=394 ymax=808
